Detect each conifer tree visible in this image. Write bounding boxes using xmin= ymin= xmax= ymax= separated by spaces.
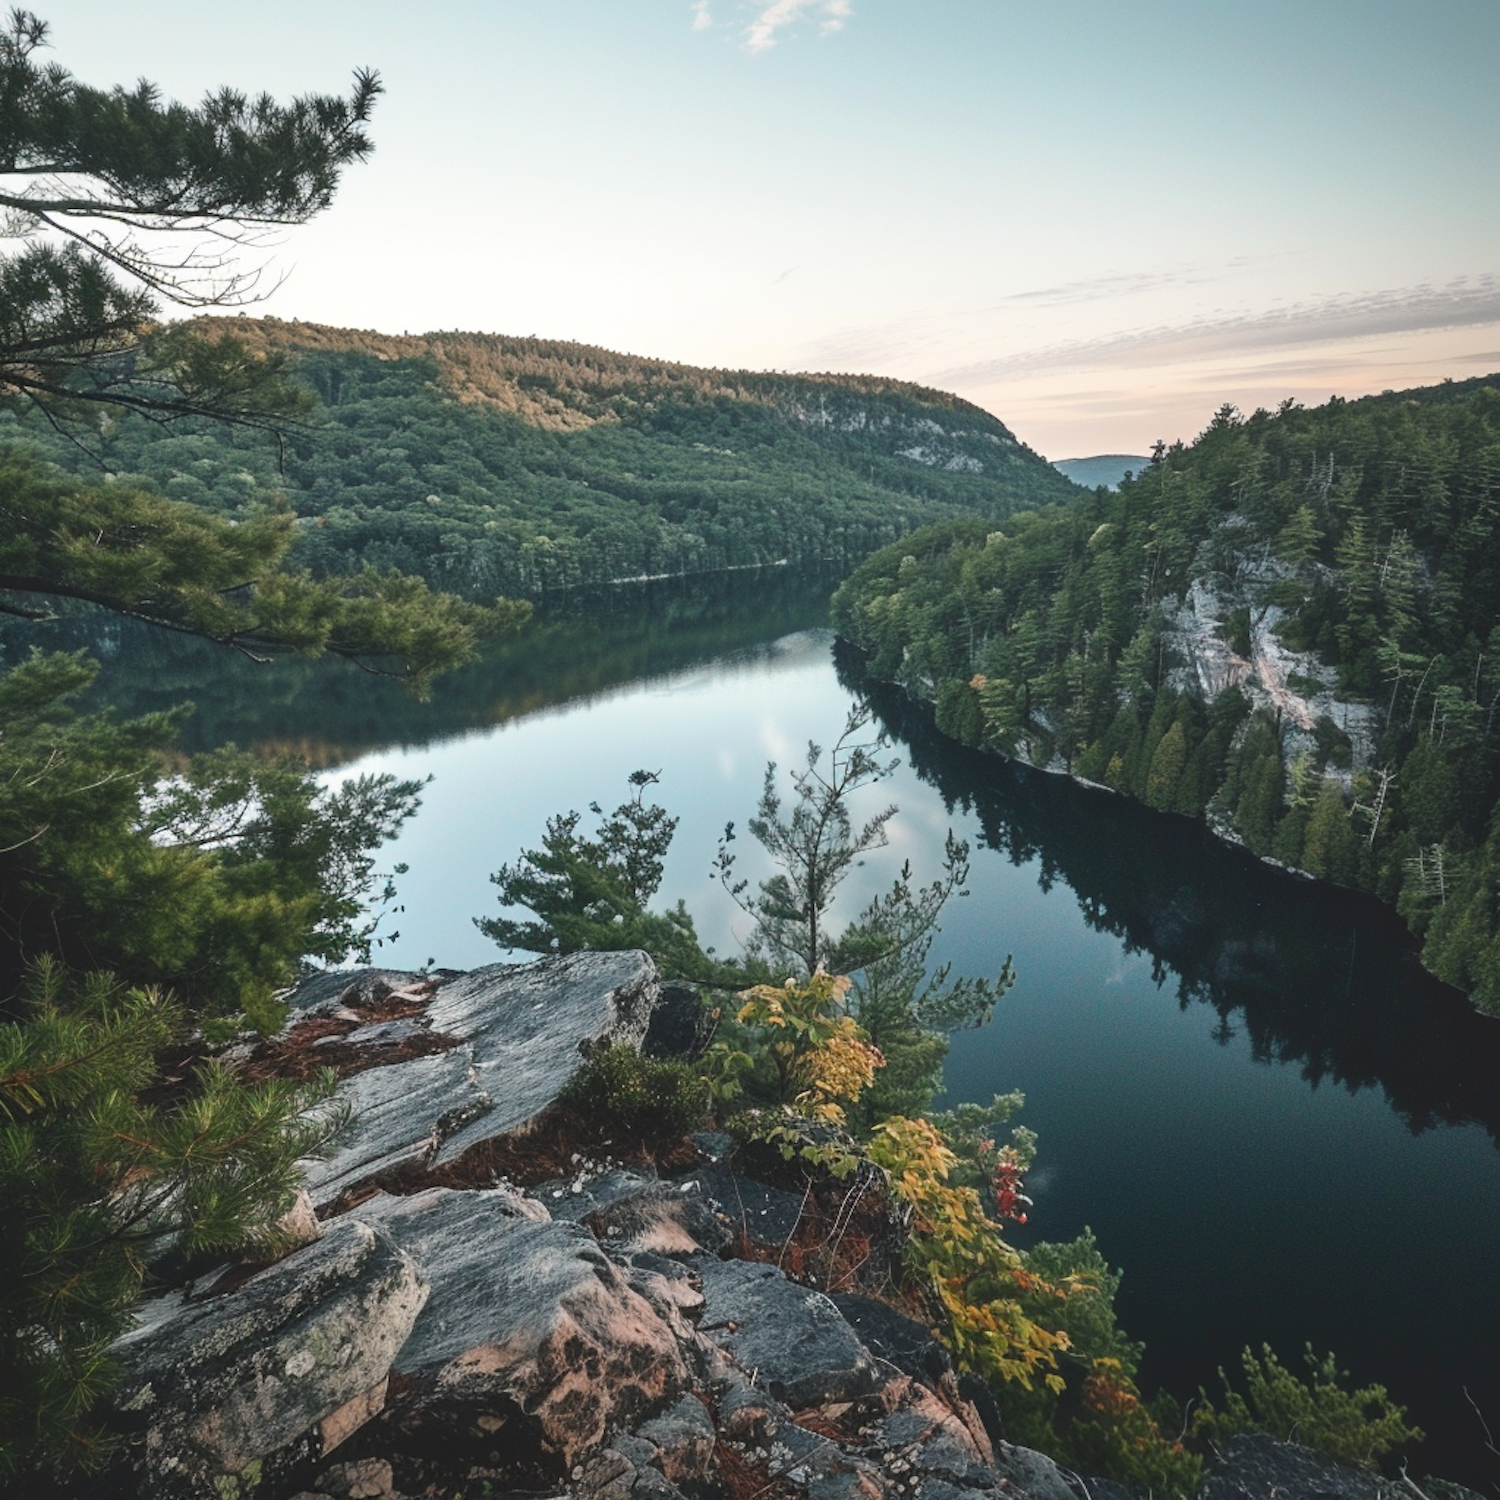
xmin=0 ymin=16 xmax=523 ymax=1475
xmin=0 ymin=7 xmax=378 ymax=422
xmin=0 ymin=960 xmax=346 ymax=1474
xmin=0 ymin=9 xmax=525 ymax=675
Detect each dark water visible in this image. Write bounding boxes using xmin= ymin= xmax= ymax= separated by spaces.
xmin=9 ymin=574 xmax=1500 ymax=1487
xmin=850 ymin=668 xmax=1500 ymax=1490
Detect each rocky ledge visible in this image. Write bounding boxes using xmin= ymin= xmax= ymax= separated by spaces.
xmin=90 ymin=953 xmax=1468 ymax=1500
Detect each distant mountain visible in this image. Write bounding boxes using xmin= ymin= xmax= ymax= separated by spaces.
xmin=1 ymin=318 xmax=1084 ymax=598
xmin=1052 ymin=454 xmax=1152 ymax=490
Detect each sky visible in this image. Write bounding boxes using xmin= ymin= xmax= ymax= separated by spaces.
xmin=29 ymin=0 xmax=1500 ymax=458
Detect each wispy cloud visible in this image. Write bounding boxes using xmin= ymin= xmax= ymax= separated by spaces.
xmin=792 ymin=314 xmax=953 ymax=373
xmin=744 ymin=0 xmax=853 ymax=54
xmin=931 ymin=275 xmax=1500 ymax=385
xmin=1001 ymin=254 xmax=1289 ymax=310
xmin=690 ymin=0 xmax=713 ymax=33
xmin=1004 ymin=267 xmax=1209 ymax=307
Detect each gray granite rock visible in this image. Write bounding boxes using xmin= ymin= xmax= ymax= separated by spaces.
xmin=1200 ymin=1434 xmax=1398 ymax=1500
xmin=696 ymin=1257 xmax=882 ymax=1409
xmin=281 ymin=967 xmax=429 ymax=1017
xmin=989 ymin=1442 xmax=1089 ymax=1500
xmin=908 ymin=1482 xmax=994 ymax=1500
xmin=547 ymin=1170 xmax=733 ymax=1257
xmin=426 ymin=951 xmax=657 ymax=1159
xmin=298 ymin=951 xmax=658 ymax=1208
xmin=315 ymin=1017 xmax=428 ymax=1050
xmin=301 ymin=1048 xmax=483 ymax=1207
xmin=809 ymin=1473 xmax=892 ymax=1500
xmin=831 ymin=1292 xmax=953 ymax=1386
xmin=696 ymin=1161 xmax=813 ymax=1253
xmin=350 ymin=1186 xmax=689 ymax=1465
xmin=111 ymin=1217 xmax=428 ymax=1498
xmin=634 ymin=1394 xmax=718 ymax=1484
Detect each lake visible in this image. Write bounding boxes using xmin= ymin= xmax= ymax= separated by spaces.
xmin=10 ymin=569 xmax=1500 ymax=1486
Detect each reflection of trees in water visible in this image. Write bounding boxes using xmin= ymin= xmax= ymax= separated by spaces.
xmin=838 ymin=645 xmax=1500 ymax=1148
xmin=0 ymin=565 xmax=838 ymax=763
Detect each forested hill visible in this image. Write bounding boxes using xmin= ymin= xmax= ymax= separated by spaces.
xmin=1 ymin=317 xmax=1081 ymax=597
xmin=831 ymin=375 xmax=1500 ymax=1012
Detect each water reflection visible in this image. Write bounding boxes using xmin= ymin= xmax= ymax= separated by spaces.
xmin=0 ymin=565 xmax=840 ymax=762
xmin=841 ymin=647 xmax=1500 ymax=1148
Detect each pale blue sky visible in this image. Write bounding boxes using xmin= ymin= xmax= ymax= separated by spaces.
xmin=28 ymin=1 xmax=1500 ymax=454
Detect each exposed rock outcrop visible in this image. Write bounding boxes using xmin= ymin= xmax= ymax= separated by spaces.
xmin=100 ymin=950 xmax=1080 ymax=1500
xmin=350 ymin=1186 xmax=692 ymax=1465
xmin=95 ymin=951 xmax=1454 ymax=1500
xmin=1197 ymin=1434 xmax=1475 ymax=1500
xmin=112 ymin=1217 xmax=428 ymax=1498
xmin=281 ymin=951 xmax=656 ymax=1210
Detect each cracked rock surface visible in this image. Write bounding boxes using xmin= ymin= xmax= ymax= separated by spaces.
xmin=289 ymin=952 xmax=656 ymax=1209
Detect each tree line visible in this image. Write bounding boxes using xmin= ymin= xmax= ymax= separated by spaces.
xmin=832 ymin=379 xmax=1500 ymax=1010
xmin=6 ymin=321 xmax=1082 ymax=599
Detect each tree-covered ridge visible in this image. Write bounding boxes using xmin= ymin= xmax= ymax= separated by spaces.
xmin=831 ymin=375 xmax=1500 ymax=1011
xmin=6 ymin=317 xmax=1083 ymax=598
xmin=184 ymin=316 xmax=1040 ymax=436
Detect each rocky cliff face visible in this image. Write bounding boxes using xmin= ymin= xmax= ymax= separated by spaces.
xmin=1156 ymin=540 xmax=1378 ymax=792
xmin=91 ymin=953 xmax=1455 ymax=1500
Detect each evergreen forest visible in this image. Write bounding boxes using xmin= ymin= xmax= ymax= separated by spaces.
xmin=831 ymin=377 xmax=1500 ymax=1010
xmin=6 ymin=316 xmax=1082 ymax=598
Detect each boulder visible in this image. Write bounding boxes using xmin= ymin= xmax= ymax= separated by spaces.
xmin=422 ymin=952 xmax=657 ymax=1160
xmin=350 ymin=1186 xmax=690 ymax=1467
xmin=988 ymin=1442 xmax=1090 ymax=1500
xmin=1200 ymin=1434 xmax=1397 ymax=1500
xmin=696 ymin=1257 xmax=883 ymax=1408
xmin=111 ymin=1218 xmax=428 ymax=1498
xmin=281 ymin=968 xmax=433 ymax=1017
xmin=545 ymin=1168 xmax=733 ymax=1257
xmin=633 ymin=1394 xmax=719 ymax=1484
xmin=697 ymin=1160 xmax=815 ymax=1255
xmin=831 ymin=1293 xmax=953 ymax=1387
xmin=298 ymin=951 xmax=658 ymax=1209
xmin=870 ymin=1382 xmax=996 ymax=1480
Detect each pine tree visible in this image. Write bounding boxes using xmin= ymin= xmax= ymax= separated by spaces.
xmin=0 ymin=8 xmax=377 ymax=422
xmin=0 ymin=11 xmax=526 ymax=677
xmin=0 ymin=17 xmax=525 ymax=1476
xmin=1273 ymin=504 xmax=1323 ymax=567
xmin=714 ymin=707 xmax=900 ymax=977
xmin=1299 ymin=779 xmax=1359 ymax=884
xmin=0 ymin=959 xmax=345 ymax=1474
xmin=1145 ymin=719 xmax=1187 ymax=810
xmin=476 ymin=772 xmax=736 ymax=985
xmin=0 ymin=450 xmax=523 ymax=690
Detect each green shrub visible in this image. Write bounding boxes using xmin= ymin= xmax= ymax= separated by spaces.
xmin=562 ymin=1046 xmax=709 ymax=1135
xmin=1193 ymin=1343 xmax=1423 ymax=1469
